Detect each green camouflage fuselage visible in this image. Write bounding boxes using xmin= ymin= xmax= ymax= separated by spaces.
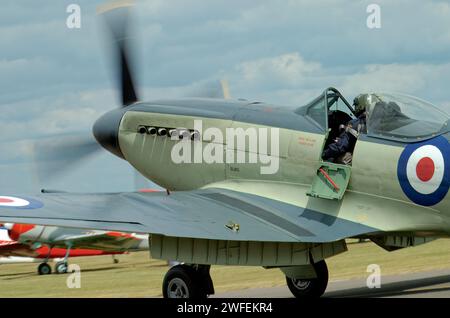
xmin=116 ymin=98 xmax=450 ymax=240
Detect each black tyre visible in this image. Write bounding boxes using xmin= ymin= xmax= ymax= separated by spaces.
xmin=286 ymin=260 xmax=329 ymax=298
xmin=55 ymin=261 xmax=68 ymax=274
xmin=38 ymin=263 xmax=52 ymax=275
xmin=162 ymin=265 xmax=207 ymax=299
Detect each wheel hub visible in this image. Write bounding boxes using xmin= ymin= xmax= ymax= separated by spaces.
xmin=291 ymin=278 xmax=312 ymax=290
xmin=168 ymin=278 xmax=189 ymax=298
xmin=58 ymin=263 xmax=67 ymax=272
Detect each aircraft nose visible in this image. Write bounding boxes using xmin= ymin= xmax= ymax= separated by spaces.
xmin=3 ymin=223 xmax=14 ymax=239
xmin=6 ymin=224 xmax=35 ymax=241
xmin=92 ymin=108 xmax=127 ymax=159
xmin=3 ymin=223 xmax=13 ymax=230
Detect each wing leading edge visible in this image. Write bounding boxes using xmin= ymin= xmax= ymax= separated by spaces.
xmin=49 ymin=232 xmax=148 ymax=251
xmin=0 ymin=189 xmax=378 ymax=243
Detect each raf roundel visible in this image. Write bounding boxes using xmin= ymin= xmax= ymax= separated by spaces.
xmin=0 ymin=196 xmax=43 ymax=209
xmin=397 ymin=136 xmax=449 ymax=206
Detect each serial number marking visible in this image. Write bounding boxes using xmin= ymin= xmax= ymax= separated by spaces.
xmin=220 ymin=302 xmax=273 ymax=313
xmin=298 ymin=136 xmax=316 ymax=147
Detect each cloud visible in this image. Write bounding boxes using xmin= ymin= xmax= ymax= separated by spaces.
xmin=208 ymin=52 xmax=450 ymax=117
xmin=339 ymin=63 xmax=450 ymax=113
xmin=0 ymin=89 xmax=115 ymax=142
xmin=2 ymin=1 xmax=450 ymax=99
xmin=233 ymin=53 xmax=321 ymax=89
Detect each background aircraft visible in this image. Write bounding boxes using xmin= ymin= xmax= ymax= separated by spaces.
xmin=0 ymin=228 xmax=41 ymax=265
xmin=0 ymin=256 xmax=41 ymax=265
xmin=0 ymin=2 xmax=448 ymax=299
xmin=0 ymin=223 xmax=148 ymax=274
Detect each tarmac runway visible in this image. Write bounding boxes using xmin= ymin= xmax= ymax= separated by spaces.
xmin=214 ymin=268 xmax=450 ymax=298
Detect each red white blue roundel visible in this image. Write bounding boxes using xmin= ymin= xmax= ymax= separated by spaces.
xmin=398 ymin=136 xmax=449 ymax=206
xmin=0 ymin=196 xmax=43 ymax=209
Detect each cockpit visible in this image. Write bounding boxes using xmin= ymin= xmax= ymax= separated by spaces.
xmin=297 ymin=88 xmax=449 ymax=143
xmin=296 ymin=87 xmax=449 ymax=165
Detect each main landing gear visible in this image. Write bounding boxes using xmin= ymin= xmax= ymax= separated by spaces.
xmin=285 ymin=260 xmax=329 ymax=298
xmin=38 ymin=246 xmax=53 ymax=275
xmin=54 ymin=243 xmax=72 ymax=274
xmin=161 ymin=260 xmax=329 ymax=299
xmin=37 ymin=244 xmax=72 ymax=275
xmin=37 ymin=261 xmax=68 ymax=275
xmin=38 ymin=263 xmax=52 ymax=275
xmin=162 ymin=264 xmax=214 ymax=299
xmin=55 ymin=261 xmax=69 ymax=274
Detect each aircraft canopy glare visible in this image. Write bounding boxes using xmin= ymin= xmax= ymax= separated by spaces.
xmin=366 ymin=93 xmax=449 ymax=141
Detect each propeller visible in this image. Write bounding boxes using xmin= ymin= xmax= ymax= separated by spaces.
xmin=98 ymin=0 xmax=139 ymax=106
xmin=32 ymin=134 xmax=102 ymax=181
xmin=33 ymin=2 xmax=138 ymax=180
xmin=31 ymin=1 xmax=232 ymax=182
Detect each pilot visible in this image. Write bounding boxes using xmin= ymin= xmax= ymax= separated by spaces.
xmin=322 ymin=94 xmax=371 ymax=163
xmin=322 ymin=128 xmax=351 ymax=162
xmin=348 ymin=94 xmax=370 ymax=134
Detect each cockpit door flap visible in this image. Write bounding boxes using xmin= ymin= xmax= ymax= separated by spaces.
xmin=307 ymin=162 xmax=351 ymax=200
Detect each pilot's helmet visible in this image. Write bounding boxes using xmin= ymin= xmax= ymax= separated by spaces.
xmin=353 ymin=93 xmax=380 ymax=115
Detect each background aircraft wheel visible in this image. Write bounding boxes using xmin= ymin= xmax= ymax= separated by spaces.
xmin=286 ymin=260 xmax=329 ymax=298
xmin=162 ymin=265 xmax=208 ymax=299
xmin=55 ymin=261 xmax=68 ymax=274
xmin=37 ymin=263 xmax=52 ymax=275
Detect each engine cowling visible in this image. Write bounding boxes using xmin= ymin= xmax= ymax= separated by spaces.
xmin=3 ymin=223 xmax=35 ymax=241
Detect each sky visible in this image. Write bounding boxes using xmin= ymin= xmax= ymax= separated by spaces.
xmin=0 ymin=0 xmax=449 ymax=193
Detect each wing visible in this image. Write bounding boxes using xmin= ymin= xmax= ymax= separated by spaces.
xmin=0 ymin=188 xmax=378 ymax=243
xmin=0 ymin=240 xmax=35 ymax=257
xmin=0 ymin=240 xmax=19 ymax=248
xmin=49 ymin=232 xmax=148 ymax=251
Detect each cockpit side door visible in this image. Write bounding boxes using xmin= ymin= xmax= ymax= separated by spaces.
xmin=304 ymin=88 xmax=355 ymax=200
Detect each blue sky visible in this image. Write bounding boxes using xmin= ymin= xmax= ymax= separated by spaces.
xmin=0 ymin=0 xmax=449 ymax=193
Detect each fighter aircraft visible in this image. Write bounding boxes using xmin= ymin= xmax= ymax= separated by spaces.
xmin=0 ymin=222 xmax=148 ymax=274
xmin=0 ymin=2 xmax=448 ymax=298
xmin=0 ymin=227 xmax=46 ymax=265
xmin=0 ymin=228 xmax=39 ymax=265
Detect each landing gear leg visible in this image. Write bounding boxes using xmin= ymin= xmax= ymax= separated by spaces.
xmin=285 ymin=260 xmax=329 ymax=298
xmin=162 ymin=264 xmax=214 ymax=299
xmin=37 ymin=246 xmax=53 ymax=275
xmin=55 ymin=243 xmax=72 ymax=274
xmin=112 ymin=255 xmax=119 ymax=264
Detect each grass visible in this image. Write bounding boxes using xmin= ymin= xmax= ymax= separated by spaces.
xmin=1 ymin=239 xmax=450 ymax=297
